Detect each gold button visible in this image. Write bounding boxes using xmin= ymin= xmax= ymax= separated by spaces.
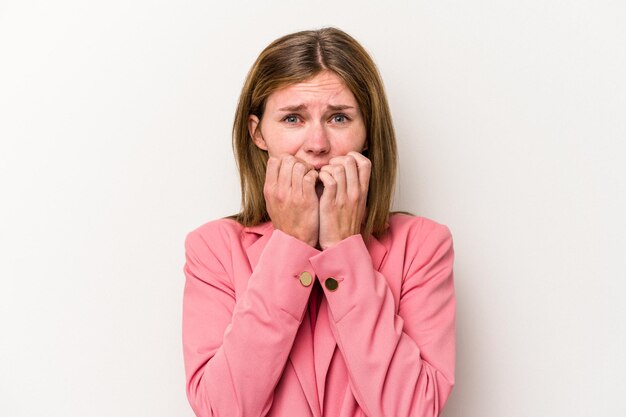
xmin=324 ymin=277 xmax=339 ymax=292
xmin=299 ymin=271 xmax=313 ymax=287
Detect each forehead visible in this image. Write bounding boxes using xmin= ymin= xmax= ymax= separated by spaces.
xmin=266 ymin=71 xmax=358 ymax=108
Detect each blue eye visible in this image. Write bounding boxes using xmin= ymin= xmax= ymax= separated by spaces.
xmin=284 ymin=115 xmax=299 ymax=123
xmin=332 ymin=114 xmax=348 ymax=123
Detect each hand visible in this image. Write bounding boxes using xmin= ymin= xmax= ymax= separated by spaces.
xmin=264 ymin=155 xmax=320 ymax=247
xmin=318 ymin=151 xmax=371 ymax=250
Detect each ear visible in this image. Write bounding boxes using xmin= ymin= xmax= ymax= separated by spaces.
xmin=248 ymin=115 xmax=267 ymax=151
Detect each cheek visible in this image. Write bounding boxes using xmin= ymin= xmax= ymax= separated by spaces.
xmin=339 ymin=125 xmax=367 ymax=151
xmin=265 ymin=128 xmax=303 ymax=156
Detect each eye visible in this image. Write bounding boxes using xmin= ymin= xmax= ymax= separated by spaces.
xmin=331 ymin=114 xmax=349 ymax=123
xmin=283 ymin=114 xmax=300 ymax=124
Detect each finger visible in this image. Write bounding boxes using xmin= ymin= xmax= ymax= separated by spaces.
xmin=277 ymin=155 xmax=296 ymax=193
xmin=331 ymin=164 xmax=347 ymax=202
xmin=294 ymin=158 xmax=316 ymax=196
xmin=302 ymin=169 xmax=318 ymax=200
xmin=265 ymin=156 xmax=280 ymax=189
xmin=328 ymin=155 xmax=350 ymax=166
xmin=291 ymin=161 xmax=307 ymax=197
xmin=294 ymin=158 xmax=316 ymax=172
xmin=347 ymin=151 xmax=371 ymax=193
xmin=318 ymin=169 xmax=337 ymax=202
xmin=342 ymin=155 xmax=360 ymax=202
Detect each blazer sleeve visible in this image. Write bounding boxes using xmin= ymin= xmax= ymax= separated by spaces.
xmin=182 ymin=226 xmax=320 ymax=417
xmin=309 ymin=220 xmax=455 ymax=417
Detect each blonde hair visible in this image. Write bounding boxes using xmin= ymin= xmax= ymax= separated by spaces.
xmin=230 ymin=27 xmax=397 ymax=239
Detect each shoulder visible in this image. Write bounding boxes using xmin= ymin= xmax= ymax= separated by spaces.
xmin=186 ymin=217 xmax=245 ymax=241
xmin=183 ymin=218 xmax=250 ymax=281
xmin=385 ymin=213 xmax=454 ymax=262
xmin=387 ymin=212 xmax=453 ymax=243
xmin=386 ymin=213 xmax=454 ymax=279
xmin=184 ymin=217 xmax=247 ymax=256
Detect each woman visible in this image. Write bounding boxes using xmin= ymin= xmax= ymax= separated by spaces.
xmin=182 ymin=27 xmax=455 ymax=417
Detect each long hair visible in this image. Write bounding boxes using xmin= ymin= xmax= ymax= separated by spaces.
xmin=230 ymin=27 xmax=397 ymax=239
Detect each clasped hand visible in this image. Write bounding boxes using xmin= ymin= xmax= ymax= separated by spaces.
xmin=263 ymin=151 xmax=371 ymax=250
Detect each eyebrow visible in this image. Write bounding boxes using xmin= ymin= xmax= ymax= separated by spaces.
xmin=277 ymin=104 xmax=356 ymax=111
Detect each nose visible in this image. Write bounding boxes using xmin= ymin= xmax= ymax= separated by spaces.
xmin=303 ymin=122 xmax=330 ymax=155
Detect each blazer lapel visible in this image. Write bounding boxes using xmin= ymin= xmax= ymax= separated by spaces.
xmin=313 ymin=297 xmax=335 ymax=409
xmin=243 ymin=222 xmax=322 ymax=417
xmin=242 ymin=222 xmax=274 ymax=270
xmin=242 ymin=223 xmax=388 ymax=415
xmin=243 ymin=223 xmax=387 ymax=277
xmin=365 ymin=232 xmax=388 ymax=271
xmin=313 ymin=232 xmax=388 ymax=407
xmin=243 ymin=222 xmax=388 ymax=284
xmin=289 ymin=311 xmax=322 ymax=417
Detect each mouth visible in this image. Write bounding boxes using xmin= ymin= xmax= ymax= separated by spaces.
xmin=315 ymin=180 xmax=324 ymax=197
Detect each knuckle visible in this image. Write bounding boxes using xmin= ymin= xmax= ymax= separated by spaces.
xmin=331 ymin=165 xmax=343 ymax=174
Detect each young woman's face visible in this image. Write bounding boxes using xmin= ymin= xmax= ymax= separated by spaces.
xmin=248 ymin=71 xmax=367 ymax=169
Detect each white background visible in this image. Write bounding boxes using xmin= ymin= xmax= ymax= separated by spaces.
xmin=1 ymin=1 xmax=625 ymax=416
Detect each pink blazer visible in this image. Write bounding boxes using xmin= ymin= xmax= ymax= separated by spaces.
xmin=182 ymin=213 xmax=455 ymax=417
